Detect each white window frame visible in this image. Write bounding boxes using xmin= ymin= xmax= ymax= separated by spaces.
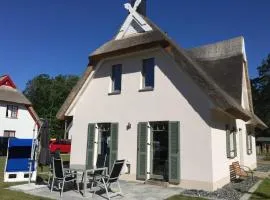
xmin=3 ymin=130 xmax=16 ymax=137
xmin=110 ymin=64 xmax=122 ymax=95
xmin=6 ymin=105 xmax=18 ymax=119
xmin=140 ymin=58 xmax=155 ymax=91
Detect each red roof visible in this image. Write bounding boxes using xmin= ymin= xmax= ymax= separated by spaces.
xmin=0 ymin=75 xmax=16 ymax=88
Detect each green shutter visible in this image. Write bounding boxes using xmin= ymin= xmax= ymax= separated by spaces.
xmin=250 ymin=135 xmax=253 ymax=154
xmin=247 ymin=133 xmax=253 ymax=155
xmin=137 ymin=122 xmax=148 ymax=180
xmin=226 ymin=126 xmax=231 ymax=158
xmin=109 ymin=123 xmax=118 ymax=172
xmin=86 ymin=123 xmax=95 ymax=169
xmin=233 ymin=131 xmax=237 ymax=157
xmin=169 ymin=121 xmax=180 ymax=184
xmin=246 ymin=132 xmax=249 ymax=155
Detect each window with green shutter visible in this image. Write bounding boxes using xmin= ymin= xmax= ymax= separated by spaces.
xmin=226 ymin=125 xmax=237 ymax=159
xmin=246 ymin=133 xmax=253 ymax=155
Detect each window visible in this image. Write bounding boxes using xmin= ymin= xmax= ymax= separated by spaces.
xmin=246 ymin=133 xmax=253 ymax=155
xmin=226 ymin=125 xmax=237 ymax=159
xmin=111 ymin=64 xmax=122 ymax=94
xmin=141 ymin=58 xmax=155 ymax=90
xmin=3 ymin=130 xmax=15 ymax=137
xmin=6 ymin=105 xmax=18 ymax=118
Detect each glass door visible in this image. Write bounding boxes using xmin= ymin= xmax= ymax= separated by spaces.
xmin=151 ymin=122 xmax=169 ymax=181
xmin=97 ymin=123 xmax=111 ymax=168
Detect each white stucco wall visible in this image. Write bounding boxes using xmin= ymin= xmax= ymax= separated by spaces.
xmin=236 ymin=119 xmax=257 ymax=169
xmin=210 ymin=61 xmax=257 ymax=190
xmin=210 ymin=111 xmax=239 ymax=190
xmin=68 ymin=48 xmax=216 ymax=190
xmin=0 ymin=102 xmax=38 ymax=139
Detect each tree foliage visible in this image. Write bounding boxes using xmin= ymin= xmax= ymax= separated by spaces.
xmin=251 ymin=54 xmax=270 ymax=136
xmin=23 ymin=74 xmax=79 ymax=138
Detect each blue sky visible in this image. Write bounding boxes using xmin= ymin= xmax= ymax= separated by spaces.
xmin=0 ymin=0 xmax=270 ymax=90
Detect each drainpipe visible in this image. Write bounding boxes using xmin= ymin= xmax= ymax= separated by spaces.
xmin=64 ymin=120 xmax=67 ymax=139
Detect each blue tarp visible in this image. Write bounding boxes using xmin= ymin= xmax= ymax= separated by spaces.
xmin=6 ymin=159 xmax=35 ymax=172
xmin=9 ymin=138 xmax=33 ymax=147
xmin=5 ymin=138 xmax=36 ymax=172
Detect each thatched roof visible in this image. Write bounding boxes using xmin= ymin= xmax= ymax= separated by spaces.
xmin=0 ymin=85 xmax=31 ymax=105
xmin=0 ymin=76 xmax=41 ymax=127
xmin=56 ymin=16 xmax=267 ymax=129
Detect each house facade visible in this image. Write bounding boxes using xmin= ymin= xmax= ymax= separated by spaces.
xmin=0 ymin=75 xmax=40 ymax=139
xmin=57 ymin=0 xmax=267 ymax=191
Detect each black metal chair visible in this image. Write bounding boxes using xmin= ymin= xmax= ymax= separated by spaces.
xmin=50 ymin=157 xmax=78 ymax=197
xmin=89 ymin=154 xmax=108 ymax=189
xmin=93 ymin=159 xmax=125 ymax=200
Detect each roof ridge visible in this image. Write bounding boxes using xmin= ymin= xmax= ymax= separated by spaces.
xmin=186 ymin=36 xmax=245 ymax=60
xmin=187 ymin=36 xmax=244 ymax=51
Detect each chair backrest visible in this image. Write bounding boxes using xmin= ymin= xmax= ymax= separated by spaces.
xmin=96 ymin=154 xmax=107 ymax=168
xmin=53 ymin=157 xmax=64 ymax=179
xmin=232 ymin=161 xmax=248 ymax=177
xmin=108 ymin=159 xmax=125 ymax=183
xmin=232 ymin=161 xmax=241 ymax=175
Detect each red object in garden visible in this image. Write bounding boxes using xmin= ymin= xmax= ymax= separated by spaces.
xmin=49 ymin=139 xmax=71 ymax=154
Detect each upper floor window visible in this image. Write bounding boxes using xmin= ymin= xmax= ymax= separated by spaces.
xmin=110 ymin=64 xmax=122 ymax=94
xmin=4 ymin=130 xmax=15 ymax=137
xmin=226 ymin=125 xmax=237 ymax=159
xmin=6 ymin=105 xmax=18 ymax=119
xmin=141 ymin=58 xmax=155 ymax=90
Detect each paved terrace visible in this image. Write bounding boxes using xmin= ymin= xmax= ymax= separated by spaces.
xmin=8 ymin=181 xmax=184 ymax=200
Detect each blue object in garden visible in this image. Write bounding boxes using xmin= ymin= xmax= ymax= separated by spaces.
xmin=4 ymin=138 xmax=37 ymax=182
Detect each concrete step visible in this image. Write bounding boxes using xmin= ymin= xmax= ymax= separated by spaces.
xmin=145 ymin=179 xmax=169 ymax=187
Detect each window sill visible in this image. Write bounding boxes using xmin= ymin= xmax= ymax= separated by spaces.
xmin=139 ymin=87 xmax=154 ymax=92
xmin=108 ymin=91 xmax=121 ymax=96
xmin=6 ymin=117 xmax=18 ymax=119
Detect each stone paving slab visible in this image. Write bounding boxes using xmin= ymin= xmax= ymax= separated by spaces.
xmin=9 ymin=181 xmax=184 ymax=200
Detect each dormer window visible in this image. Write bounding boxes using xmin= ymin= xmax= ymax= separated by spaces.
xmin=140 ymin=58 xmax=155 ymax=91
xmin=110 ymin=64 xmax=122 ymax=95
xmin=6 ymin=105 xmax=18 ymax=119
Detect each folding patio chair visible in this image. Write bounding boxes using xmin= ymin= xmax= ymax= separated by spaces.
xmin=93 ymin=159 xmax=125 ymax=200
xmin=50 ymin=157 xmax=79 ymax=197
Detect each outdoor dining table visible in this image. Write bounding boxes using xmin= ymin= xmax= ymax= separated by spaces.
xmin=69 ymin=164 xmax=108 ymax=197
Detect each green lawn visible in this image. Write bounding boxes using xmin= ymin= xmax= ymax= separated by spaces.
xmin=250 ymin=178 xmax=270 ymax=199
xmin=0 ymin=156 xmax=67 ymax=200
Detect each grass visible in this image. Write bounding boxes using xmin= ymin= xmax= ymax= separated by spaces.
xmin=167 ymin=195 xmax=206 ymax=200
xmin=250 ymin=178 xmax=270 ymax=199
xmin=0 ymin=155 xmax=69 ymax=200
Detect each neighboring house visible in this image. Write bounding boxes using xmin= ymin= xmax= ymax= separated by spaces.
xmin=57 ymin=0 xmax=268 ymax=191
xmin=256 ymin=137 xmax=270 ymax=155
xmin=0 ymin=75 xmax=40 ymax=139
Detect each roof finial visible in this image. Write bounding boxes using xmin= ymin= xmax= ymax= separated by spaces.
xmin=115 ymin=0 xmax=152 ymax=40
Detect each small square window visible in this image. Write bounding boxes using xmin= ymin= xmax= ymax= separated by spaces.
xmin=6 ymin=105 xmax=18 ymax=118
xmin=141 ymin=58 xmax=155 ymax=90
xmin=110 ymin=64 xmax=122 ymax=94
xmin=4 ymin=130 xmax=16 ymax=137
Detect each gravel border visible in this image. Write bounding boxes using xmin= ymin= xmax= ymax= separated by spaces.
xmin=182 ymin=177 xmax=259 ymax=200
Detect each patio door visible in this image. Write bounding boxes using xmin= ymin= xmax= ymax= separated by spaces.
xmin=136 ymin=121 xmax=180 ymax=184
xmin=86 ymin=123 xmax=118 ymax=172
xmin=150 ymin=122 xmax=169 ymax=181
